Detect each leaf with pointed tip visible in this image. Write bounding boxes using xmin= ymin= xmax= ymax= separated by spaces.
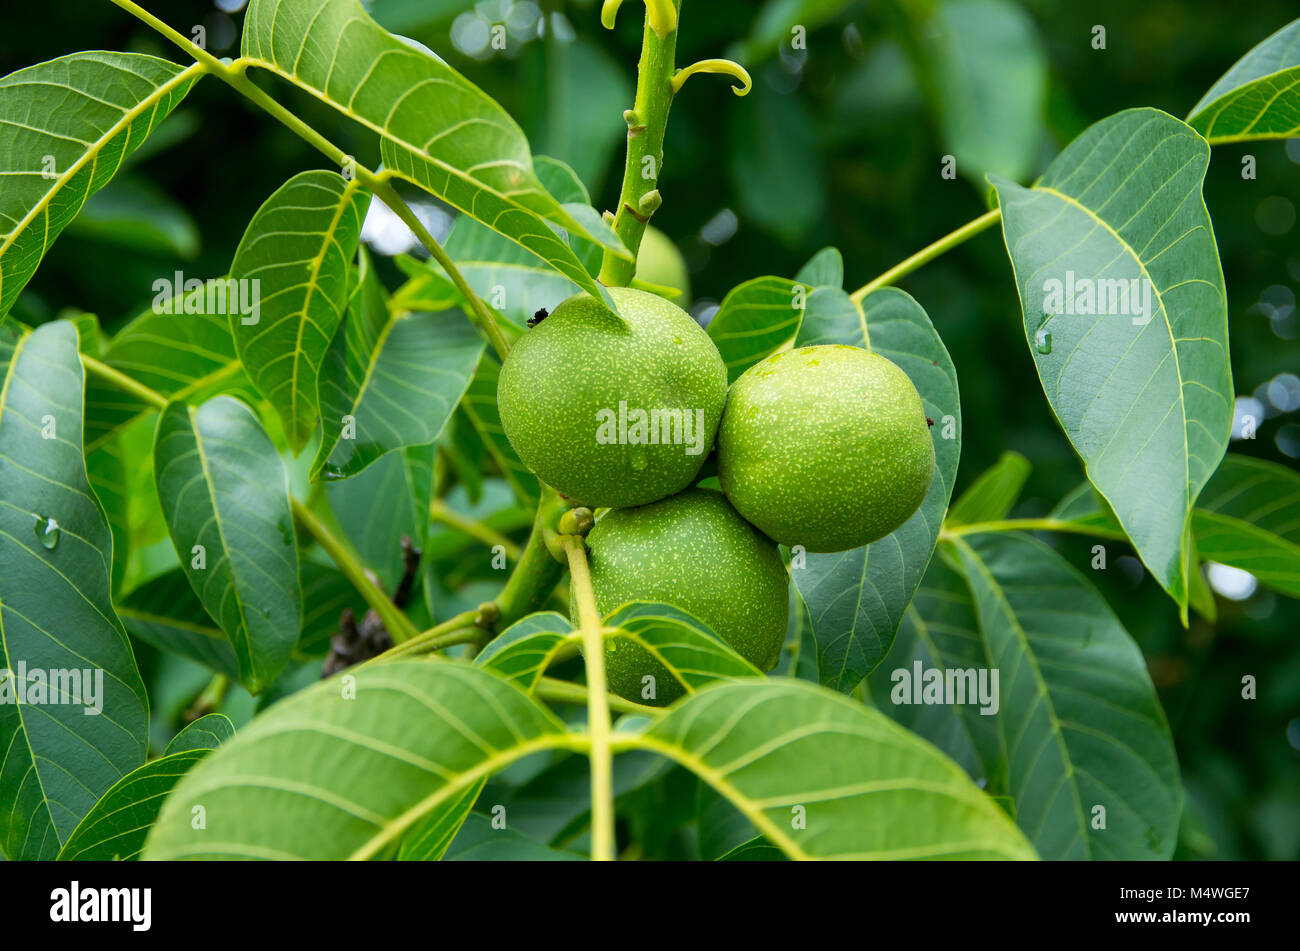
xmin=165 ymin=713 xmax=235 ymax=756
xmin=0 ymin=53 xmax=201 ymax=318
xmin=56 ymin=750 xmax=210 ymax=861
xmin=0 ymin=320 xmax=149 ymax=860
xmin=792 ymin=288 xmax=961 ymax=693
xmin=313 ymin=247 xmax=483 ymax=481
xmin=947 ymin=451 xmax=1031 ymax=525
xmin=794 ymin=246 xmax=844 ymax=289
xmin=948 ymin=531 xmax=1180 ymax=859
xmin=117 ymin=569 xmax=240 ymax=679
xmin=628 ymin=680 xmax=1034 ymax=859
xmin=240 ymin=0 xmax=624 ymax=311
xmin=153 ymin=396 xmax=301 ymax=693
xmin=991 ymin=108 xmax=1232 ymax=614
xmin=1187 ymin=18 xmax=1300 ymax=142
xmin=1192 ymin=454 xmax=1300 ymax=597
xmin=229 ymin=170 xmax=367 ymax=453
xmin=707 ymin=277 xmax=804 ymax=382
xmin=142 ymin=661 xmax=576 ymax=860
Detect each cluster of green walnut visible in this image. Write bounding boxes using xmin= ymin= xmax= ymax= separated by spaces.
xmin=497 ymin=272 xmax=935 ymax=705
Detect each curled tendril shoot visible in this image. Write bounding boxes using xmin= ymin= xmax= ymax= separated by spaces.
xmin=601 ymin=0 xmax=678 ymax=38
xmin=671 ymin=58 xmax=753 ymax=97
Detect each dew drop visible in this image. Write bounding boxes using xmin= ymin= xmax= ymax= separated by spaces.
xmin=34 ymin=514 xmax=60 ymax=550
xmin=1034 ymin=328 xmax=1053 ymax=354
xmin=321 ymin=464 xmax=346 ymax=482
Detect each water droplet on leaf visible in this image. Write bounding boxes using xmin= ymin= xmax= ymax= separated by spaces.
xmin=1034 ymin=329 xmax=1053 ymax=354
xmin=34 ymin=514 xmax=60 ymax=550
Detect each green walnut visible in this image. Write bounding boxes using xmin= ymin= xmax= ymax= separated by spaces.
xmin=717 ymin=344 xmax=935 ymax=552
xmin=634 ymin=225 xmax=692 ymax=309
xmin=497 ymin=287 xmax=726 ymax=509
xmin=581 ymin=488 xmax=789 ymax=705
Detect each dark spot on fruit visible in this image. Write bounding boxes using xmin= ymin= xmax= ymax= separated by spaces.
xmin=527 ymin=307 xmax=549 ymax=327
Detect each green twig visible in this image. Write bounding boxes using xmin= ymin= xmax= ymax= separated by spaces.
xmin=562 ymin=533 xmax=615 ymax=862
xmin=850 ymin=208 xmax=1002 ymax=302
xmin=598 ymin=2 xmax=681 ymax=286
xmin=290 ymin=500 xmax=420 ymax=643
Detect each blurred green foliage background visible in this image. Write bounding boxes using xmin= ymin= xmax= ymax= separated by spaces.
xmin=2 ymin=0 xmax=1296 ymax=859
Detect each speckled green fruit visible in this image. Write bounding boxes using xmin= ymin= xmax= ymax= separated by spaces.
xmin=634 ymin=226 xmax=692 ymax=309
xmin=497 ymin=287 xmax=726 ymax=508
xmin=718 ymin=345 xmax=935 ymax=553
xmin=581 ymin=488 xmax=789 ymax=705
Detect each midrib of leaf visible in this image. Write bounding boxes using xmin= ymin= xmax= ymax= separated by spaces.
xmin=186 ymin=404 xmax=259 ymax=686
xmin=1032 ymin=183 xmax=1191 ymax=520
xmin=853 ymin=295 xmax=870 ymax=348
xmin=0 ymin=62 xmax=203 ymax=269
xmin=286 ymin=176 xmax=365 ymax=438
xmin=114 ymin=605 xmax=225 ymax=641
xmin=948 ymin=536 xmax=1089 ymax=855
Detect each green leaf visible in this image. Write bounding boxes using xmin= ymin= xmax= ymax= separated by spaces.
xmin=459 ymin=358 xmax=539 ymax=507
xmin=919 ymin=0 xmax=1047 ymax=185
xmin=866 ymin=556 xmax=1004 ymax=788
xmin=706 ymin=277 xmax=804 ymax=383
xmin=948 ymin=532 xmax=1181 ymax=859
xmin=1187 ymin=18 xmax=1300 ymax=142
xmin=991 ymin=108 xmax=1232 ymax=614
xmin=443 ymin=812 xmax=584 ymax=861
xmin=604 ymin=602 xmax=764 ymax=698
xmin=327 ymin=442 xmax=436 ymax=602
xmin=0 ymin=320 xmax=149 ymax=859
xmin=792 ymin=288 xmax=961 ymax=692
xmin=396 ymin=780 xmax=485 ymax=861
xmin=297 ymin=560 xmax=368 ymax=656
xmin=228 ymin=170 xmax=367 ymax=453
xmin=1192 ymin=454 xmax=1300 ymax=598
xmin=240 ymin=0 xmax=624 ymax=311
xmin=627 ymin=680 xmax=1034 ymax=859
xmin=56 ymin=750 xmax=210 ymax=861
xmin=117 ymin=569 xmax=240 ymax=679
xmin=165 ymin=713 xmax=235 ymax=756
xmin=86 ymin=436 xmax=130 ymax=594
xmin=476 ymin=612 xmax=576 ymax=692
xmin=153 ymin=396 xmax=302 ymax=693
xmin=314 ymin=246 xmax=483 ymax=481
xmin=142 ymin=661 xmax=576 ymax=860
xmin=84 ymin=281 xmax=250 ymax=454
xmin=794 ymin=246 xmax=844 ymax=289
xmin=0 ymin=53 xmax=201 ymax=318
xmin=947 ymin=451 xmax=1032 ymax=525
